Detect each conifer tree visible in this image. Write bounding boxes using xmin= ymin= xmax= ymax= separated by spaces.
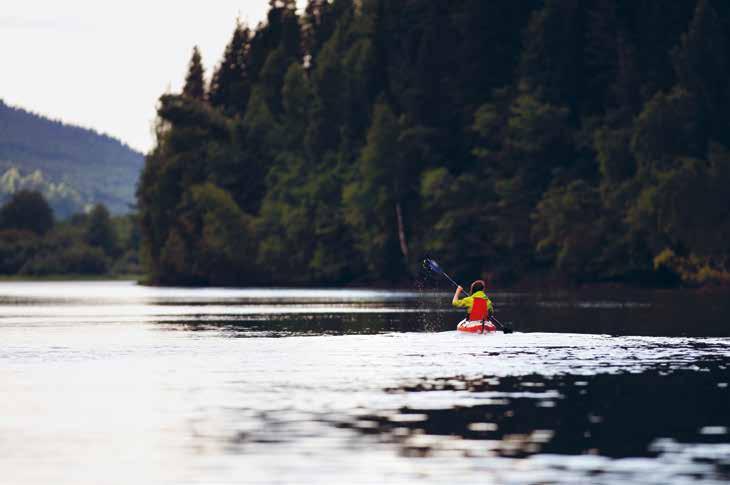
xmin=672 ymin=0 xmax=730 ymax=144
xmin=583 ymin=0 xmax=621 ymax=114
xmin=519 ymin=0 xmax=583 ymax=111
xmin=343 ymin=101 xmax=409 ymax=280
xmin=305 ymin=4 xmax=355 ymax=158
xmin=0 ymin=190 xmax=54 ymax=235
xmin=209 ymin=22 xmax=252 ymax=116
xmin=272 ymin=0 xmax=301 ymax=60
xmin=85 ymin=203 xmax=118 ymax=256
xmin=247 ymin=0 xmax=301 ymax=84
xmin=452 ymin=0 xmax=536 ymax=108
xmin=182 ymin=46 xmax=206 ymax=100
xmin=136 ymin=0 xmax=730 ymax=287
xmin=631 ymin=0 xmax=698 ymax=96
xmin=611 ymin=35 xmax=642 ymax=116
xmin=281 ymin=63 xmax=313 ymax=148
xmin=302 ymin=0 xmax=341 ymax=69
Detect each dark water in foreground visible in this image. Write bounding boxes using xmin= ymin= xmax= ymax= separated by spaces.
xmin=1 ymin=282 xmax=729 ymax=484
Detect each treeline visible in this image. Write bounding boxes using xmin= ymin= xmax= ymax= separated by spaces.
xmin=0 ymin=100 xmax=144 ymax=216
xmin=138 ymin=0 xmax=730 ymax=287
xmin=0 ymin=190 xmax=139 ymax=277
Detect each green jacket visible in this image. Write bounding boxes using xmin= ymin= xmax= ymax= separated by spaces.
xmin=452 ymin=290 xmax=493 ymax=313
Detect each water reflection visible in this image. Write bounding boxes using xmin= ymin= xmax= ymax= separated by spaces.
xmin=356 ymin=368 xmax=730 ymax=462
xmin=1 ymin=281 xmax=730 ymax=484
xmin=2 ymin=281 xmax=729 ymax=337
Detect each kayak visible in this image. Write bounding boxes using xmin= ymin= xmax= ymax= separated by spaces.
xmin=457 ymin=319 xmax=498 ymax=334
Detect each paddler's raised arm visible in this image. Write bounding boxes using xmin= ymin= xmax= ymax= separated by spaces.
xmin=452 ymin=286 xmax=464 ymax=306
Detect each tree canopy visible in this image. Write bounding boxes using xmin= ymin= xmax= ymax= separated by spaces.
xmin=0 ymin=190 xmax=54 ymax=235
xmin=137 ymin=0 xmax=730 ymax=287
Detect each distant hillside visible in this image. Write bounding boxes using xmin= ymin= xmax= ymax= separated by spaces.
xmin=0 ymin=100 xmax=144 ymax=218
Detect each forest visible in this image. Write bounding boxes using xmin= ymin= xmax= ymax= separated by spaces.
xmin=0 ymin=190 xmax=139 ymax=278
xmin=137 ymin=0 xmax=730 ymax=287
xmin=0 ymin=100 xmax=143 ymax=217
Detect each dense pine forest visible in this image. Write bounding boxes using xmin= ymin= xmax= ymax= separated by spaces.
xmin=138 ymin=0 xmax=730 ymax=287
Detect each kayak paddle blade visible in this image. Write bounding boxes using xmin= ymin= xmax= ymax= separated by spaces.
xmin=424 ymin=257 xmax=443 ymax=275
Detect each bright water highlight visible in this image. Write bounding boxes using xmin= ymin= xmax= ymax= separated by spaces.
xmin=1 ymin=281 xmax=729 ymax=484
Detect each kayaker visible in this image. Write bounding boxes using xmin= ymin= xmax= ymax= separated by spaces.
xmin=452 ymin=280 xmax=493 ymax=321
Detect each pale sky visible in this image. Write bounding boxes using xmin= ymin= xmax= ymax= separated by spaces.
xmin=0 ymin=1 xmax=304 ymax=153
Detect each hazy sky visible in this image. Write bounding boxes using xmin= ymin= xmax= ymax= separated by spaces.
xmin=0 ymin=1 xmax=303 ymax=153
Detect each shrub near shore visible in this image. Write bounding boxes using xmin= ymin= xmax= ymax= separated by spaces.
xmin=0 ymin=190 xmax=140 ymax=277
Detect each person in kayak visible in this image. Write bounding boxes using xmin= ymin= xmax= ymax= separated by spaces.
xmin=452 ymin=280 xmax=493 ymax=321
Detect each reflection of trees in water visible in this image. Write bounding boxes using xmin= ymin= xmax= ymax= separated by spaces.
xmin=145 ymin=288 xmax=730 ymax=338
xmin=152 ymin=311 xmax=448 ymax=336
xmin=343 ymin=368 xmax=730 ymax=467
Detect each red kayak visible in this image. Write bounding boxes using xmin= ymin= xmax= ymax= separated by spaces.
xmin=457 ymin=319 xmax=498 ymax=334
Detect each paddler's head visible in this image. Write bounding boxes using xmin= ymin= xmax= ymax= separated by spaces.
xmin=470 ymin=280 xmax=486 ymax=294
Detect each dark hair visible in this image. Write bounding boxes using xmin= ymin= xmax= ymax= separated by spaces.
xmin=470 ymin=280 xmax=486 ymax=293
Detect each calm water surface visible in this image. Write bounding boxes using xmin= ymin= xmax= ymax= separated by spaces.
xmin=1 ymin=281 xmax=729 ymax=484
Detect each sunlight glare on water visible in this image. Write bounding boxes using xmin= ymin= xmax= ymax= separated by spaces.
xmin=1 ymin=281 xmax=729 ymax=484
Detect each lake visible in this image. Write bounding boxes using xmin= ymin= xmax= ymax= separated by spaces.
xmin=1 ymin=281 xmax=729 ymax=484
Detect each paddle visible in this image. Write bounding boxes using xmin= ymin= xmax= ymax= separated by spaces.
xmin=423 ymin=257 xmax=514 ymax=333
xmin=424 ymin=257 xmax=462 ymax=292
xmin=490 ymin=315 xmax=513 ymax=334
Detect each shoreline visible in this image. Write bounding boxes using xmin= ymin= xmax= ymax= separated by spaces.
xmin=0 ymin=275 xmax=727 ymax=293
xmin=0 ymin=274 xmax=142 ymax=282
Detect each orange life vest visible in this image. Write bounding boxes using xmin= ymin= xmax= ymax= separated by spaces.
xmin=468 ymin=297 xmax=489 ymax=321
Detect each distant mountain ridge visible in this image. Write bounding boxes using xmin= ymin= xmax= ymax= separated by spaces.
xmin=0 ymin=99 xmax=144 ymax=217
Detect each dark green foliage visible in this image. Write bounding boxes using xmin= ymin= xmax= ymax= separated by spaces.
xmin=162 ymin=182 xmax=257 ymax=285
xmin=631 ymin=88 xmax=703 ymax=169
xmin=519 ymin=0 xmax=584 ymax=110
xmin=419 ymin=167 xmax=498 ymax=282
xmin=209 ymin=23 xmax=252 ymax=115
xmin=0 ymin=193 xmax=139 ymax=277
xmin=21 ymin=245 xmax=109 ymax=276
xmin=302 ymin=0 xmax=344 ymax=66
xmin=671 ymin=0 xmax=730 ymax=145
xmin=85 ymin=204 xmax=118 ymax=256
xmin=0 ymin=190 xmax=54 ymax=234
xmin=652 ymin=148 xmax=730 ymax=257
xmin=532 ymin=180 xmax=616 ymax=279
xmin=343 ymin=101 xmax=409 ymax=281
xmin=0 ymin=230 xmax=43 ymax=274
xmin=183 ymin=47 xmax=206 ymax=100
xmin=137 ymin=0 xmax=730 ymax=287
